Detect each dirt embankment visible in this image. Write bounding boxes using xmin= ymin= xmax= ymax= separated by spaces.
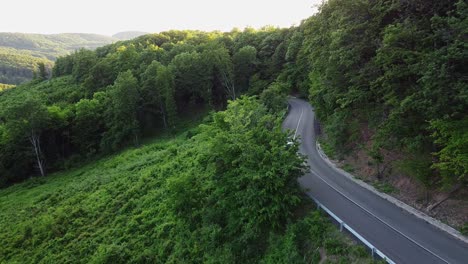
xmin=330 ymin=125 xmax=467 ymax=233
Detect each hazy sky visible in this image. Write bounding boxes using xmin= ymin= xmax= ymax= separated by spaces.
xmin=1 ymin=0 xmax=322 ymax=36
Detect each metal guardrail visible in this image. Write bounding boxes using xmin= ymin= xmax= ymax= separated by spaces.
xmin=311 ymin=197 xmax=396 ymax=264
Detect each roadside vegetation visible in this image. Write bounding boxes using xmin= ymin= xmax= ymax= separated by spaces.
xmin=290 ymin=0 xmax=467 ymax=189
xmin=0 ymin=0 xmax=465 ymax=261
xmin=0 ymin=25 xmax=378 ymax=262
xmin=0 ymin=97 xmax=375 ymax=263
xmin=3 ymin=1 xmax=464 ymax=192
xmin=296 ymin=0 xmax=466 ymax=230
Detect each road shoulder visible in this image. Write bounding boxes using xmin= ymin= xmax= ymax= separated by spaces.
xmin=316 ymin=141 xmax=468 ymax=245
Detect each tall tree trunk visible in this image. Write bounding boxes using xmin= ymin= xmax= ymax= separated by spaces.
xmin=29 ymin=130 xmax=45 ymax=177
xmin=134 ymin=133 xmax=139 ymax=147
xmin=220 ymin=70 xmax=236 ymax=100
xmin=160 ymin=104 xmax=167 ymax=129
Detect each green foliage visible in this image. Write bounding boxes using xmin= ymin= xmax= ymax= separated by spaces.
xmin=73 ymin=96 xmax=105 ymax=154
xmin=141 ymin=61 xmax=177 ymax=130
xmin=72 ymin=49 xmax=97 ymax=82
xmin=285 ymin=32 xmax=303 ymax=63
xmin=101 ymin=71 xmax=140 ymax=151
xmin=397 ymin=154 xmax=433 ymax=188
xmin=1 ymin=97 xmax=51 ymax=176
xmin=261 ymin=210 xmax=375 ymax=264
xmin=318 ymin=138 xmax=336 ymax=160
xmin=261 ymin=230 xmax=304 ymax=264
xmin=202 ymin=44 xmax=236 ymax=103
xmin=233 ymin=45 xmax=258 ymax=93
xmin=1 ymin=28 xmax=290 ymax=185
xmin=460 ymin=223 xmax=468 ymax=236
xmin=36 ymin=62 xmax=49 ymax=80
xmin=0 ymin=99 xmax=374 ymax=262
xmin=342 ymin=164 xmax=355 ymax=173
xmin=373 ymin=182 xmax=398 ymax=194
xmin=171 ymin=51 xmax=211 ymax=105
xmin=248 ymin=73 xmax=269 ymax=95
xmin=260 ymin=82 xmax=289 ymax=113
xmin=322 ymin=112 xmax=352 ymax=158
xmin=324 ymin=237 xmax=347 ymax=255
xmin=204 ymin=97 xmax=306 ymax=236
xmin=155 ymin=64 xmax=177 ymax=127
xmin=430 ymin=118 xmax=468 ymax=186
xmin=291 ymin=0 xmax=467 ymax=187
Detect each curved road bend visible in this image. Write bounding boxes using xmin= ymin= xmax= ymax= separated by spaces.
xmin=283 ymin=98 xmax=468 ymax=264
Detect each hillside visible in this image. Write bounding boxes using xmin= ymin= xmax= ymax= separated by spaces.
xmin=0 ymin=33 xmax=116 ymax=84
xmin=0 ymin=25 xmax=381 ymax=262
xmin=0 ymin=0 xmax=466 ymax=261
xmin=112 ymin=31 xmax=148 ymax=40
xmin=0 ymin=47 xmax=54 ymax=84
xmin=0 ymin=33 xmax=117 ymax=59
xmin=288 ymin=0 xmax=468 ymax=231
xmin=0 ymin=98 xmax=374 ymax=263
xmin=0 ymin=27 xmax=294 ymax=185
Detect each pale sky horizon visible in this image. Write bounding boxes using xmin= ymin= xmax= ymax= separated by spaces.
xmin=1 ymin=0 xmax=323 ymax=36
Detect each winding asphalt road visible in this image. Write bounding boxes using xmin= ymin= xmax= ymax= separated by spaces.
xmin=283 ymin=98 xmax=468 ymax=264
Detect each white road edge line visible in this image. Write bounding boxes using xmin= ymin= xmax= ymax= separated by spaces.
xmin=308 ymin=167 xmax=449 ymax=263
xmin=293 ymin=106 xmax=304 ymax=140
xmin=316 ymin=140 xmax=468 ymax=245
xmin=290 ymin=101 xmax=450 ymax=263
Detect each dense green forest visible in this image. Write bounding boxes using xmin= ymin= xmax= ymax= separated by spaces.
xmin=0 ymin=98 xmax=373 ymax=263
xmin=0 ymin=26 xmax=374 ymax=260
xmin=0 ymin=33 xmax=116 ymax=84
xmin=0 ymin=26 xmax=360 ymax=263
xmin=0 ymin=27 xmax=297 ymax=185
xmin=288 ymin=0 xmax=467 ymax=189
xmin=0 ymin=0 xmax=467 ymax=261
xmin=2 ymin=0 xmax=464 ymax=189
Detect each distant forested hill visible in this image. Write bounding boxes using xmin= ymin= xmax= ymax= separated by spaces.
xmin=112 ymin=31 xmax=148 ymax=40
xmin=0 ymin=47 xmax=53 ymax=84
xmin=0 ymin=33 xmax=116 ymax=85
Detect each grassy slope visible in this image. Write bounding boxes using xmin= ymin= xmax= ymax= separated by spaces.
xmin=0 ymin=125 xmax=375 ymax=263
xmin=0 ymin=135 xmax=188 ymax=263
xmin=0 ymin=76 xmax=82 ymax=106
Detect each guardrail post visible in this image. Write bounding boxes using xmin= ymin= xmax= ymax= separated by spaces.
xmin=311 ymin=198 xmax=394 ymax=263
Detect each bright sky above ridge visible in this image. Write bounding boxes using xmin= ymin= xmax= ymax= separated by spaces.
xmin=1 ymin=0 xmax=322 ymax=35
